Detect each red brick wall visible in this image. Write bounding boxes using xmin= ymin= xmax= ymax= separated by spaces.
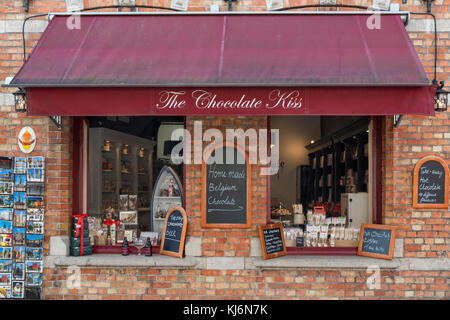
xmin=43 ymin=267 xmax=449 ymax=299
xmin=185 ymin=116 xmax=268 ymax=257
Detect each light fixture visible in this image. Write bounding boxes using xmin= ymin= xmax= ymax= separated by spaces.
xmin=170 ymin=0 xmax=190 ymax=11
xmin=310 ymin=140 xmax=315 ymax=144
xmin=265 ymin=0 xmax=284 ymax=10
xmin=433 ymin=80 xmax=448 ymax=112
xmin=13 ymin=88 xmax=26 ymax=113
xmin=270 ymin=144 xmax=275 ymax=149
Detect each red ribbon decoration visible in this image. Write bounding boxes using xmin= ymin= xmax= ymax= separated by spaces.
xmin=72 ymin=213 xmax=88 ymax=255
xmin=103 ymin=219 xmax=120 ymax=227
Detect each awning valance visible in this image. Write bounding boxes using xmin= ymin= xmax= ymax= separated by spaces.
xmin=8 ymin=13 xmax=435 ymax=116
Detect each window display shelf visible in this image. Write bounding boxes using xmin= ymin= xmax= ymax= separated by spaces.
xmin=89 ymin=127 xmax=156 ymax=218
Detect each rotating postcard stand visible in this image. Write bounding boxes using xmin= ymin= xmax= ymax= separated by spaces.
xmin=150 ymin=166 xmax=183 ymax=240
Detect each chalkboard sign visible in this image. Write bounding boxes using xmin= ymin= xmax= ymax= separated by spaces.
xmin=160 ymin=207 xmax=187 ymax=258
xmin=202 ymin=143 xmax=251 ymax=229
xmin=413 ymin=156 xmax=449 ymax=209
xmin=258 ymin=223 xmax=287 ymax=260
xmin=296 ymin=237 xmax=304 ymax=247
xmin=357 ymin=224 xmax=396 ymax=260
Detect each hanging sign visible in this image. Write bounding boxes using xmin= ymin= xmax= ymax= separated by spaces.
xmin=17 ymin=127 xmax=36 ymax=154
xmin=413 ymin=155 xmax=449 ymax=209
xmin=357 ymin=224 xmax=396 ymax=260
xmin=160 ymin=207 xmax=187 ymax=258
xmin=202 ymin=143 xmax=251 ymax=229
xmin=258 ymin=223 xmax=287 ymax=260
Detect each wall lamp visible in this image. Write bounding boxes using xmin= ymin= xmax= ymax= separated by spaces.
xmin=13 ymin=88 xmax=27 ymax=113
xmin=433 ymin=80 xmax=448 ymax=112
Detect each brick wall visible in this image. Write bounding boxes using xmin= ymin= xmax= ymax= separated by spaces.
xmin=43 ymin=268 xmax=449 ymax=299
xmin=0 ymin=0 xmax=448 ymax=300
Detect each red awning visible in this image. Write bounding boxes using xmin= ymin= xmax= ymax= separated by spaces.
xmin=8 ymin=13 xmax=435 ymax=115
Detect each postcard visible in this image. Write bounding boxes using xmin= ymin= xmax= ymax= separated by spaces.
xmin=26 ymin=221 xmax=43 ymax=235
xmin=14 ymin=157 xmax=27 ymax=174
xmin=26 ymin=234 xmax=43 ymax=248
xmin=27 ymin=208 xmax=44 ymax=222
xmin=13 ymin=192 xmax=26 ymax=209
xmin=120 ymin=210 xmax=138 ymax=225
xmin=0 ymin=169 xmax=13 ymax=181
xmin=12 ymin=263 xmax=24 ymax=280
xmin=12 ymin=246 xmax=25 ymax=263
xmin=128 ymin=195 xmax=137 ymax=211
xmin=119 ymin=195 xmax=129 ymax=211
xmin=26 ymin=272 xmax=42 ymax=286
xmin=26 ymin=260 xmax=42 ymax=273
xmin=26 ymin=247 xmax=43 ymax=260
xmin=14 ymin=175 xmax=26 ymax=192
xmin=0 ymin=195 xmax=13 ymax=208
xmin=12 ymin=228 xmax=25 ymax=246
xmin=0 ymin=273 xmax=11 ymax=286
xmin=0 ymin=259 xmax=12 ymax=273
xmin=13 ymin=210 xmax=26 ymax=227
xmin=27 ymin=183 xmax=44 ymax=196
xmin=25 ymin=286 xmax=40 ymax=300
xmin=27 ymin=169 xmax=44 ymax=183
xmin=0 ymin=234 xmax=12 ymax=248
xmin=0 ymin=286 xmax=11 ymax=299
xmin=12 ymin=281 xmax=23 ymax=298
xmin=0 ymin=157 xmax=13 ymax=170
xmin=27 ymin=196 xmax=44 ymax=209
xmin=0 ymin=181 xmax=13 ymax=195
xmin=0 ymin=220 xmax=12 ymax=234
xmin=0 ymin=209 xmax=12 ymax=221
xmin=27 ymin=157 xmax=44 ymax=169
xmin=0 ymin=247 xmax=11 ymax=259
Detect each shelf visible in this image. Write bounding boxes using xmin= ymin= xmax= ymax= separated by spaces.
xmin=138 ymin=208 xmax=150 ymax=212
xmin=153 ymin=217 xmax=166 ymax=221
xmin=102 ymin=170 xmax=113 ymax=172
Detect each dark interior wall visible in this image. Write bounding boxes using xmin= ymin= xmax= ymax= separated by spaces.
xmin=320 ymin=116 xmax=364 ymax=138
xmin=87 ymin=116 xmax=183 ymax=140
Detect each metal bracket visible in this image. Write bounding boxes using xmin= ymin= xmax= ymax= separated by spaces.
xmin=393 ymin=115 xmax=402 ymax=128
xmin=49 ymin=116 xmax=62 ymax=129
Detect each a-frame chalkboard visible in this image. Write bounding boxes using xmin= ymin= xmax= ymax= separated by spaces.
xmin=160 ymin=206 xmax=187 ymax=258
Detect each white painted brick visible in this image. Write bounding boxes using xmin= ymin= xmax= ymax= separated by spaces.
xmin=250 ymin=237 xmax=262 ymax=257
xmin=184 ymin=236 xmax=201 ymax=257
xmin=50 ymin=236 xmax=70 ymax=256
xmin=206 ymin=257 xmax=245 ymax=270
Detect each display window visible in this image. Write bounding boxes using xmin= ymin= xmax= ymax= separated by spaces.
xmin=269 ymin=116 xmax=381 ymax=254
xmin=78 ymin=116 xmax=184 ymax=253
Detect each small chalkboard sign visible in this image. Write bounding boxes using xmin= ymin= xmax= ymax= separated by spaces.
xmin=413 ymin=155 xmax=449 ymax=209
xmin=160 ymin=206 xmax=187 ymax=258
xmin=296 ymin=237 xmax=304 ymax=247
xmin=202 ymin=143 xmax=251 ymax=229
xmin=258 ymin=223 xmax=287 ymax=260
xmin=357 ymin=224 xmax=396 ymax=260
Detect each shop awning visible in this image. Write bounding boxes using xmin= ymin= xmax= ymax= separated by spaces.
xmin=8 ymin=13 xmax=435 ymax=116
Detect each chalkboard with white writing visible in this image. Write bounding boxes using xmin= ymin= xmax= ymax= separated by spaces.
xmin=357 ymin=224 xmax=396 ymax=260
xmin=202 ymin=144 xmax=251 ymax=228
xmin=160 ymin=207 xmax=187 ymax=258
xmin=413 ymin=156 xmax=449 ymax=209
xmin=258 ymin=223 xmax=287 ymax=260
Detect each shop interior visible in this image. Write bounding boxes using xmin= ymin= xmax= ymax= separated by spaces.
xmin=86 ymin=115 xmax=371 ymax=248
xmin=270 ymin=116 xmax=371 ymax=247
xmin=87 ymin=116 xmax=184 ymax=246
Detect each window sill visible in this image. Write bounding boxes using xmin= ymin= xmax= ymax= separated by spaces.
xmin=287 ymin=246 xmax=357 ymax=255
xmin=251 ymin=255 xmax=400 ymax=270
xmin=92 ymin=245 xmax=160 ymax=255
xmin=50 ymin=254 xmax=199 ymax=269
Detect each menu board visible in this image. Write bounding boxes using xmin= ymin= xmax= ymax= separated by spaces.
xmin=160 ymin=207 xmax=187 ymax=258
xmin=202 ymin=144 xmax=251 ymax=228
xmin=258 ymin=223 xmax=287 ymax=260
xmin=413 ymin=156 xmax=449 ymax=209
xmin=357 ymin=224 xmax=396 ymax=260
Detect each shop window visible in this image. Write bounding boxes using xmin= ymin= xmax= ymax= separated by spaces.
xmin=75 ymin=116 xmax=184 ymax=254
xmin=269 ymin=116 xmax=380 ymax=255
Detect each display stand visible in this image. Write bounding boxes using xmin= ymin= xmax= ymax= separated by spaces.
xmin=150 ymin=166 xmax=183 ymax=237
